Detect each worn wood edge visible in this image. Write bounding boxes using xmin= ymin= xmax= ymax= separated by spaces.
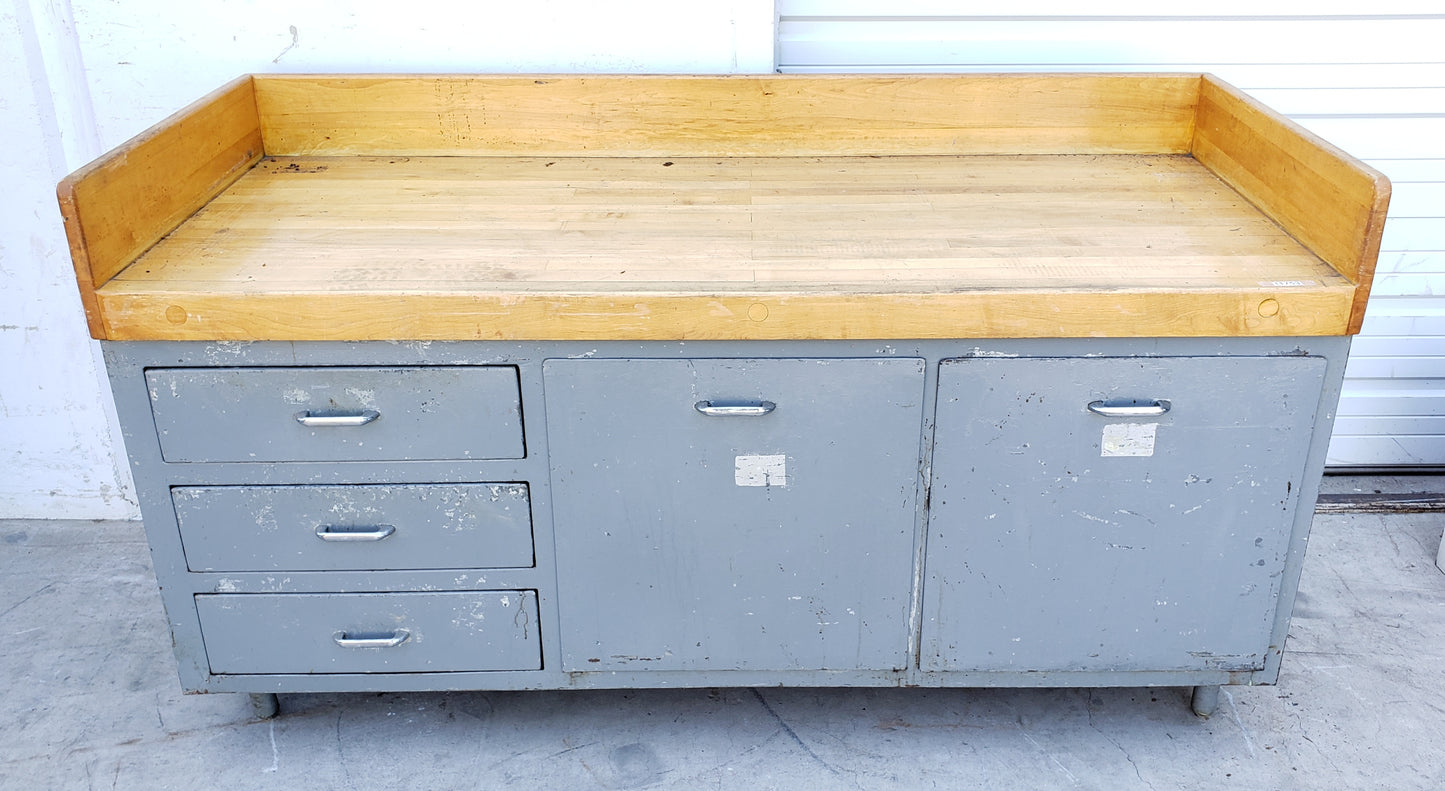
xmin=94 ymin=287 xmax=1356 ymax=341
xmin=1345 ymin=168 xmax=1392 ymax=335
xmin=1190 ymin=75 xmax=1390 ymax=336
xmin=55 ymin=180 xmax=107 ymax=338
xmin=58 ymin=75 xmax=265 ymax=340
xmin=252 ymin=72 xmax=1201 ymax=157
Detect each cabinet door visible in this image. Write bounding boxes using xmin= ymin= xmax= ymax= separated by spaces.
xmin=923 ymin=355 xmax=1326 ymax=673
xmin=545 ymin=358 xmax=925 ymax=672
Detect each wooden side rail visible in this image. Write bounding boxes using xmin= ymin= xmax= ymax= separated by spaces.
xmin=1191 ymin=75 xmax=1390 ymax=334
xmin=57 ymin=76 xmax=263 ymax=338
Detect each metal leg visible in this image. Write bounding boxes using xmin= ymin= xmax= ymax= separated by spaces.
xmin=249 ymin=692 xmax=280 ymax=719
xmin=1190 ymin=685 xmax=1220 ymax=718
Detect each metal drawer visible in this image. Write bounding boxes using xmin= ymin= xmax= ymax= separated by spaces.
xmin=173 ymin=483 xmax=533 ymax=572
xmin=145 ymin=366 xmax=523 ymax=462
xmin=196 ymin=591 xmax=540 ymax=674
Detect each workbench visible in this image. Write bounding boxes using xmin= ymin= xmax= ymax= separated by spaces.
xmin=60 ymin=74 xmax=1389 ymax=718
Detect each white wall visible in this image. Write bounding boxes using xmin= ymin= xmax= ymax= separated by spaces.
xmin=2 ymin=0 xmax=133 ymax=518
xmin=0 ymin=0 xmax=777 ymax=519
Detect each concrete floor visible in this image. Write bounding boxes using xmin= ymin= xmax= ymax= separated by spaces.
xmin=3 ymin=477 xmax=1443 ymax=790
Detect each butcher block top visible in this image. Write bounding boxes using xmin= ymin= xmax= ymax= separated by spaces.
xmin=58 ymin=74 xmax=1389 ymax=341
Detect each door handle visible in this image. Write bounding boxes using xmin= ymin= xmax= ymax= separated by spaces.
xmin=694 ymin=400 xmax=776 ymax=417
xmin=1087 ymin=399 xmax=1171 ymax=418
xmin=294 ymin=409 xmax=381 ymax=427
xmin=332 ymin=629 xmax=411 ymax=648
xmin=314 ymin=524 xmax=396 ymax=542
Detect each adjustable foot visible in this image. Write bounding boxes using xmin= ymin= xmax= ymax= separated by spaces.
xmin=1190 ymin=685 xmax=1220 ymax=718
xmin=249 ymin=692 xmax=280 ymax=719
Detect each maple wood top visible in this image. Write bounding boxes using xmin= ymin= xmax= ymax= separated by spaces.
xmin=58 ymin=74 xmax=1389 ymax=340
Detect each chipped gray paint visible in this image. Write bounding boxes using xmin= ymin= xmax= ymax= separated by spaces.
xmin=103 ymin=338 xmax=1345 ymax=698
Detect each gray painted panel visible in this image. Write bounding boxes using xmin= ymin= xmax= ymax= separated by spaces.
xmin=184 ymin=667 xmax=1239 ymax=695
xmin=545 ymin=358 xmax=925 ymax=673
xmin=101 ymin=338 xmax=1346 ymax=694
xmin=146 ymin=366 xmax=523 ymax=462
xmin=923 ymin=355 xmax=1327 ymax=673
xmin=196 ymin=591 xmax=540 ymax=674
xmin=173 ymin=484 xmax=533 ymax=572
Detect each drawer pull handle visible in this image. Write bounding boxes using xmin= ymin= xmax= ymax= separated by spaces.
xmin=294 ymin=409 xmax=381 ymax=427
xmin=694 ymin=400 xmax=776 ymax=417
xmin=315 ymin=524 xmax=396 ymax=542
xmin=332 ymin=629 xmax=411 ymax=649
xmin=1087 ymin=399 xmax=1171 ymax=418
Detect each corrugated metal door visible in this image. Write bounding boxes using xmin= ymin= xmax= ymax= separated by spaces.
xmin=777 ymin=1 xmax=1445 ymax=466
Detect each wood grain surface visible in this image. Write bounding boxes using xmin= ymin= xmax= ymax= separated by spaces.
xmin=1192 ymin=75 xmax=1390 ymax=334
xmin=57 ymin=76 xmax=263 ymax=338
xmin=99 ymin=153 xmax=1353 ymax=340
xmin=254 ymin=73 xmax=1199 ymax=157
xmin=57 ymin=74 xmax=1386 ymax=340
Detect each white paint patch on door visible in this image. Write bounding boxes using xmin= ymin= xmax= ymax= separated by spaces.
xmin=1101 ymin=423 xmax=1158 ymax=458
xmin=735 ymin=454 xmax=788 ymax=486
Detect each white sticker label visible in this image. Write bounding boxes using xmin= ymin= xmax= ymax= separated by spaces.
xmin=1260 ymin=280 xmax=1316 ymax=287
xmin=735 ymin=454 xmax=788 ymax=487
xmin=1101 ymin=423 xmax=1158 ymax=457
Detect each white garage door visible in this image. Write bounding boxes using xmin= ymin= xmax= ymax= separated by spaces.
xmin=778 ymin=1 xmax=1445 ymax=467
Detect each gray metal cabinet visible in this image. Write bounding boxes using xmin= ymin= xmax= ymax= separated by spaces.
xmin=544 ymin=358 xmax=926 ymax=672
xmin=923 ymin=355 xmax=1326 ymax=673
xmin=102 ymin=338 xmax=1346 ymax=706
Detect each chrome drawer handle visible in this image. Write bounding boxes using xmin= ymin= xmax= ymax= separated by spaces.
xmin=294 ymin=409 xmax=380 ymax=427
xmin=315 ymin=524 xmax=396 ymax=542
xmin=694 ymin=400 xmax=776 ymax=417
xmin=332 ymin=629 xmax=410 ymax=649
xmin=1087 ymin=399 xmax=1171 ymax=418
